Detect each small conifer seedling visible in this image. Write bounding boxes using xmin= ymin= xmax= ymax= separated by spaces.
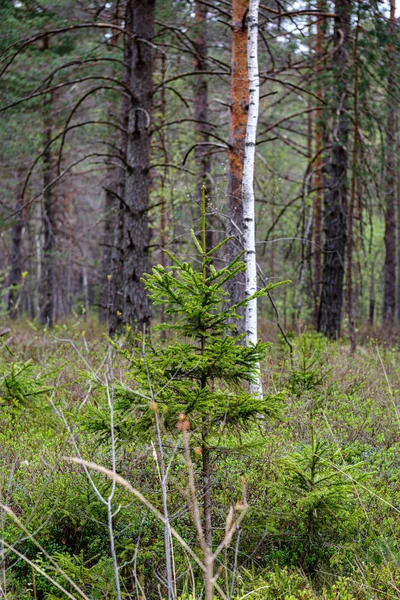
xmin=89 ymin=195 xmax=286 ymax=594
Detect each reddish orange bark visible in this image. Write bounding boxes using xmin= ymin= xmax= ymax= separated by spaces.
xmin=227 ymin=0 xmax=249 ymax=311
xmin=227 ymin=0 xmax=249 ymax=218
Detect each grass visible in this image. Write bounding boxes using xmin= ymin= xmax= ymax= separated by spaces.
xmin=0 ymin=316 xmax=400 ymax=599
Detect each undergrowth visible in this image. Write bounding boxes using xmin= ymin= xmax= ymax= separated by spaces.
xmin=0 ymin=313 xmax=400 ymax=598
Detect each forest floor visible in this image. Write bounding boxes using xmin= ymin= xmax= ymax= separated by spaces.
xmin=1 ymin=317 xmax=400 ymax=599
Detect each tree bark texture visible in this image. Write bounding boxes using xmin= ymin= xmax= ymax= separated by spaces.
xmin=39 ymin=36 xmax=57 ymax=327
xmin=227 ymin=0 xmax=249 ymax=314
xmin=318 ymin=0 xmax=351 ymax=339
xmin=193 ymin=1 xmax=211 ymax=195
xmin=369 ymin=256 xmax=375 ymax=326
xmin=397 ymin=111 xmax=400 ymax=321
xmin=313 ymin=4 xmax=325 ymax=321
xmin=8 ymin=167 xmax=25 ymax=318
xmin=243 ymin=0 xmax=262 ymax=396
xmin=383 ymin=0 xmax=397 ymax=323
xmin=107 ymin=3 xmax=133 ymax=334
xmin=100 ymin=163 xmax=116 ymax=324
xmin=346 ymin=18 xmax=360 ymax=352
xmin=159 ymin=53 xmax=168 ymax=330
xmin=193 ymin=0 xmax=213 ymax=252
xmin=40 ymin=97 xmax=56 ymax=326
xmin=120 ymin=0 xmax=155 ymax=331
xmin=41 ymin=116 xmax=56 ymax=327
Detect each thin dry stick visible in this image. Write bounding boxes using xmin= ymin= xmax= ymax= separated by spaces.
xmin=212 ymin=501 xmax=248 ymax=562
xmin=229 ymin=529 xmax=241 ymax=599
xmin=181 ymin=428 xmax=248 ymax=596
xmin=143 ymin=332 xmax=176 ymax=600
xmin=104 ymin=374 xmax=122 ymax=600
xmin=63 ymin=458 xmax=231 ymax=595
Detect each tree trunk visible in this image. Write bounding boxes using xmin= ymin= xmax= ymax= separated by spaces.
xmin=100 ymin=163 xmax=117 ymax=324
xmin=41 ymin=133 xmax=56 ymax=327
xmin=33 ymin=202 xmax=41 ymax=319
xmin=313 ymin=5 xmax=325 ymax=323
xmin=383 ymin=0 xmax=396 ymax=323
xmin=397 ymin=112 xmax=400 ymax=322
xmin=40 ymin=83 xmax=56 ymax=327
xmin=227 ymin=0 xmax=249 ymax=315
xmin=297 ymin=13 xmax=314 ymax=320
xmin=346 ymin=18 xmax=360 ymax=352
xmin=369 ymin=257 xmax=375 ymax=326
xmin=318 ymin=0 xmax=351 ymax=339
xmin=82 ymin=262 xmax=89 ymax=322
xmin=120 ymin=0 xmax=155 ymax=331
xmin=159 ymin=53 xmax=167 ymax=330
xmin=8 ymin=167 xmax=25 ymax=318
xmin=243 ymin=0 xmax=261 ymax=395
xmin=193 ymin=1 xmax=211 ymax=195
xmin=108 ymin=0 xmax=133 ymax=335
xmin=193 ymin=0 xmax=214 ymax=255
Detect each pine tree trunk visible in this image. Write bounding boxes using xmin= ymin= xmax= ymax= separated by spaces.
xmin=318 ymin=0 xmax=351 ymax=339
xmin=120 ymin=0 xmax=155 ymax=331
xmin=108 ymin=0 xmax=133 ymax=334
xmin=383 ymin=0 xmax=396 ymax=323
xmin=313 ymin=5 xmax=325 ymax=323
xmin=346 ymin=18 xmax=360 ymax=352
xmin=193 ymin=0 xmax=210 ymax=194
xmin=100 ymin=163 xmax=116 ymax=324
xmin=193 ymin=0 xmax=213 ymax=254
xmin=39 ymin=35 xmax=57 ymax=327
xmin=397 ymin=114 xmax=400 ymax=322
xmin=298 ymin=13 xmax=314 ymax=320
xmin=159 ymin=53 xmax=167 ymax=329
xmin=243 ymin=0 xmax=262 ymax=395
xmin=227 ymin=0 xmax=249 ymax=316
xmin=8 ymin=167 xmax=25 ymax=318
xmin=369 ymin=257 xmax=375 ymax=326
xmin=41 ymin=129 xmax=56 ymax=327
xmin=41 ymin=94 xmax=56 ymax=326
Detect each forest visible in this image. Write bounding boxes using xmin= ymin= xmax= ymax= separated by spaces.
xmin=0 ymin=0 xmax=400 ymax=598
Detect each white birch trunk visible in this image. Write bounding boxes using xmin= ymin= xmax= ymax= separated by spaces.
xmin=34 ymin=202 xmax=41 ymax=319
xmin=242 ymin=0 xmax=262 ymax=396
xmin=83 ymin=263 xmax=89 ymax=322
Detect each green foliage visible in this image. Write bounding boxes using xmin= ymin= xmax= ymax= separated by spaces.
xmin=236 ymin=566 xmax=319 ymax=599
xmin=0 ymin=359 xmax=51 ymax=408
xmin=233 ymin=562 xmax=400 ymax=600
xmin=83 ymin=218 xmax=287 ymax=597
xmin=288 ymin=334 xmax=329 ymax=397
xmin=35 ymin=551 xmax=117 ymax=599
xmin=277 ymin=437 xmax=360 ymax=533
xmin=88 ymin=225 xmax=285 ymax=443
xmin=1 ymin=326 xmax=400 ymax=599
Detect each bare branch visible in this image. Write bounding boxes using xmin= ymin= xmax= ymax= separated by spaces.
xmin=0 ymin=77 xmax=131 ymax=114
xmin=57 ymin=86 xmax=127 ymax=174
xmin=0 ymin=23 xmax=127 ymax=77
xmin=182 ymin=142 xmax=228 ymax=166
xmin=22 ymin=120 xmax=128 ymax=200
